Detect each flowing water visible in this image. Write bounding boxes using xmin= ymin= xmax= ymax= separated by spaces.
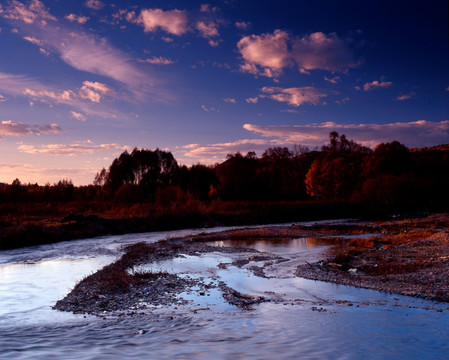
xmin=1 ymin=222 xmax=448 ymax=359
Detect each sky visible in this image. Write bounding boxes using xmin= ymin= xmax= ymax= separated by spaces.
xmin=0 ymin=0 xmax=448 ymax=185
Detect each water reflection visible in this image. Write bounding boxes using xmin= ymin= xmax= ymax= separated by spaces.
xmin=209 ymin=237 xmax=337 ymax=254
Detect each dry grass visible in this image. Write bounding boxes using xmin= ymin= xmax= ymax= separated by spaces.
xmin=329 ymin=229 xmax=438 ymax=275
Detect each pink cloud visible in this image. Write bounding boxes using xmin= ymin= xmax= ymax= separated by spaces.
xmin=243 ymin=120 xmax=449 ymax=148
xmin=196 ymin=20 xmax=219 ymax=37
xmin=85 ymin=0 xmax=103 ymax=10
xmin=179 ymin=139 xmax=272 ymax=164
xmin=246 ymin=97 xmax=258 ymax=104
xmin=135 ymin=8 xmax=188 ymax=36
xmin=139 ymin=56 xmax=176 ymax=65
xmin=0 ymin=120 xmax=61 ymax=137
xmin=261 ymin=86 xmax=327 ymax=107
xmin=237 ymin=30 xmax=358 ymax=78
xmin=292 ymin=32 xmax=358 ymax=72
xmin=65 ymin=13 xmax=89 ymax=24
xmin=363 ymin=79 xmax=393 ymax=91
xmin=3 ymin=0 xmax=56 ymax=25
xmin=18 ymin=142 xmax=129 ymax=156
xmin=237 ymin=29 xmax=290 ymax=78
xmin=70 ymin=111 xmax=86 ymax=122
xmin=395 ymin=92 xmax=415 ymax=101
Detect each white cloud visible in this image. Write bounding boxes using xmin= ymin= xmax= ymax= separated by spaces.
xmin=243 ymin=120 xmax=449 ymax=149
xmin=224 ymin=98 xmax=236 ymax=104
xmin=70 ymin=111 xmax=86 ymax=122
xmin=3 ymin=0 xmax=56 ymax=25
xmin=0 ymin=94 xmax=6 ymax=102
xmin=246 ymin=97 xmax=258 ymax=104
xmin=18 ymin=142 xmax=129 ymax=156
xmin=363 ymin=79 xmax=393 ymax=91
xmin=237 ymin=30 xmax=358 ymax=78
xmin=0 ymin=120 xmax=61 ymax=137
xmin=237 ymin=29 xmax=290 ymax=78
xmin=138 ymin=56 xmax=176 ymax=65
xmin=134 ymin=8 xmax=188 ymax=36
xmin=85 ymin=0 xmax=103 ymax=10
xmin=65 ymin=13 xmax=89 ymax=24
xmin=261 ymin=86 xmax=327 ymax=107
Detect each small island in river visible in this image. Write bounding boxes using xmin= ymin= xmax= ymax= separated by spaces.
xmin=54 ymin=213 xmax=449 ymax=317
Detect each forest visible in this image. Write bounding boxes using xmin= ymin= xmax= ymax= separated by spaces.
xmin=2 ymin=131 xmax=448 ymax=209
xmin=1 ymin=132 xmax=448 ymax=249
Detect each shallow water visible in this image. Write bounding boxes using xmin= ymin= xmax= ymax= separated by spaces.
xmin=1 ymin=222 xmax=449 ymax=359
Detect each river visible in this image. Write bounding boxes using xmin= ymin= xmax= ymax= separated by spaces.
xmin=1 ymin=223 xmax=448 ymax=359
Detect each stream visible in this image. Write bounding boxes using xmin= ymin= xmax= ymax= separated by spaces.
xmin=1 ymin=222 xmax=448 ymax=359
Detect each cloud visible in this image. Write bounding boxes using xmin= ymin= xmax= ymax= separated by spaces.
xmin=324 ymin=75 xmax=340 ymax=84
xmin=65 ymin=13 xmax=89 ymax=24
xmin=179 ymin=139 xmax=273 ymax=164
xmin=79 ymin=81 xmax=113 ymax=103
xmin=0 ymin=94 xmax=6 ymax=102
xmin=201 ymin=105 xmax=219 ymax=112
xmin=363 ymin=79 xmax=393 ymax=91
xmin=0 ymin=71 xmax=127 ymax=120
xmin=237 ymin=29 xmax=290 ymax=78
xmin=3 ymin=4 xmax=162 ymax=101
xmin=85 ymin=0 xmax=103 ymax=10
xmin=395 ymin=92 xmax=415 ymax=101
xmin=18 ymin=142 xmax=129 ymax=156
xmin=243 ymin=120 xmax=449 ymax=148
xmin=291 ymin=32 xmax=358 ymax=72
xmin=196 ymin=20 xmax=219 ymax=37
xmin=335 ymin=97 xmax=350 ymax=105
xmin=23 ymin=35 xmax=42 ymax=45
xmin=0 ymin=120 xmax=61 ymax=137
xmin=235 ymin=21 xmax=251 ymax=30
xmin=237 ymin=30 xmax=358 ymax=78
xmin=0 ymin=162 xmax=100 ymax=185
xmin=138 ymin=56 xmax=176 ymax=65
xmin=133 ymin=8 xmax=188 ymax=36
xmin=39 ymin=47 xmax=50 ymax=56
xmin=246 ymin=97 xmax=258 ymax=104
xmin=70 ymin=111 xmax=86 ymax=122
xmin=261 ymin=86 xmax=327 ymax=107
xmin=224 ymin=98 xmax=236 ymax=104
xmin=3 ymin=0 xmax=56 ymax=25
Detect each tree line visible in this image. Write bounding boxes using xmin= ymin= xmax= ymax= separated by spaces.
xmin=1 ymin=132 xmax=448 ymax=211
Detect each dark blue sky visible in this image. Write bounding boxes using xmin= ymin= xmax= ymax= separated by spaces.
xmin=0 ymin=0 xmax=447 ymax=184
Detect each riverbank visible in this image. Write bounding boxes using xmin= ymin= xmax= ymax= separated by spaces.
xmin=296 ymin=213 xmax=449 ymax=302
xmin=54 ymin=213 xmax=449 ymax=316
xmin=1 ymin=200 xmax=375 ymax=250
